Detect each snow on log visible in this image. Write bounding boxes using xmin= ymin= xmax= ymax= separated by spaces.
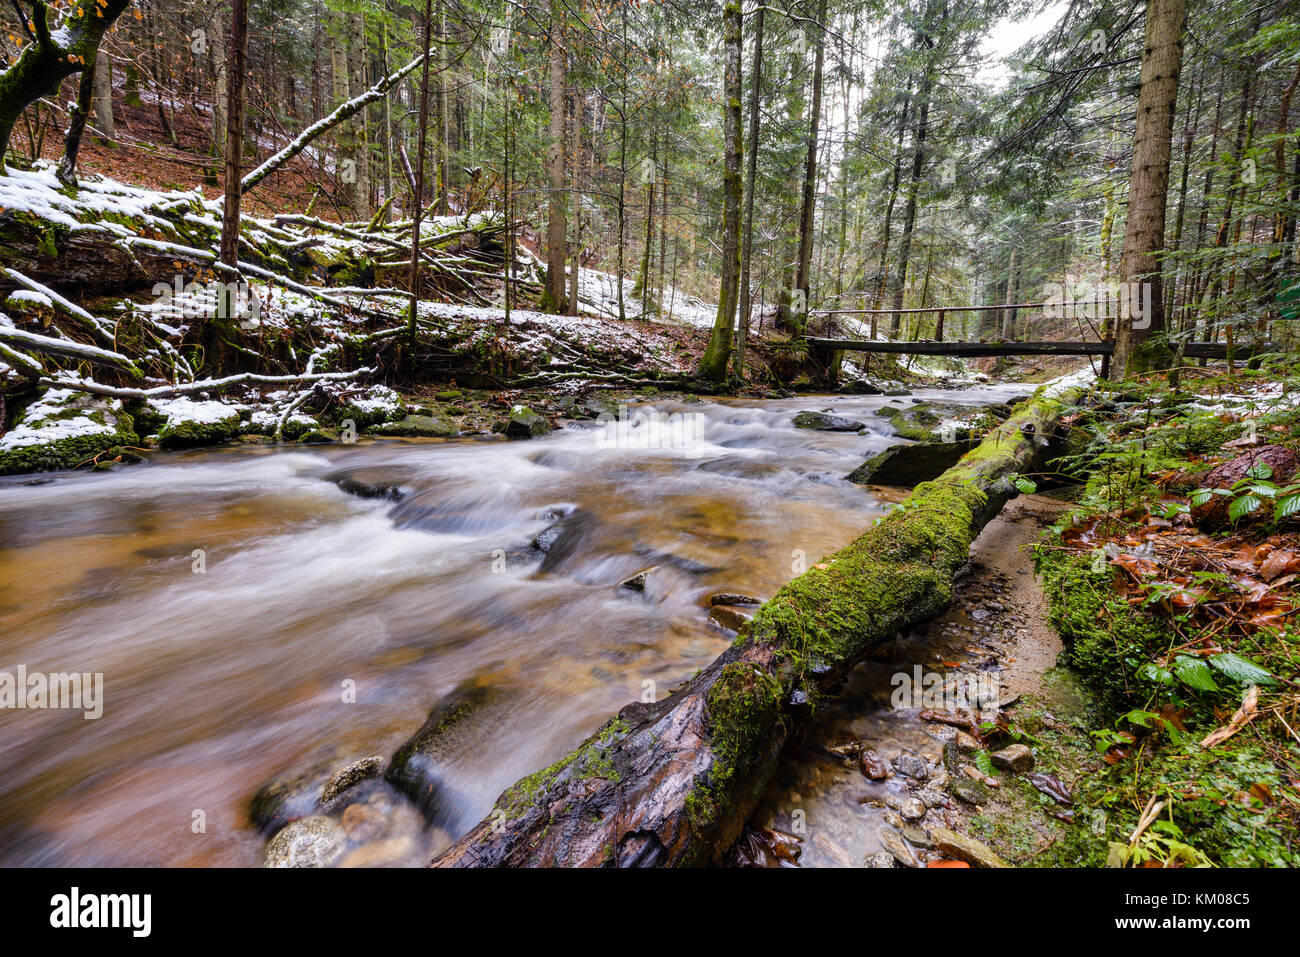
xmin=0 ymin=324 xmax=141 ymax=378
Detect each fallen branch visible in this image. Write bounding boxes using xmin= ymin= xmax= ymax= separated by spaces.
xmin=0 ymin=324 xmax=141 ymax=378
xmin=239 ymin=49 xmax=433 ymax=194
xmin=41 ymin=367 xmax=374 ymax=400
xmin=3 ymin=268 xmax=116 ymax=346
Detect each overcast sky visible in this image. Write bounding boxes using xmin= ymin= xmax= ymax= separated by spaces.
xmin=977 ymin=1 xmax=1071 ymax=87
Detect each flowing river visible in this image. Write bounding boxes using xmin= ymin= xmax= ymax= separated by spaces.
xmin=0 ymin=385 xmax=1027 ymax=866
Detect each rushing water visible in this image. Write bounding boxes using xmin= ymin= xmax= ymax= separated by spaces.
xmin=0 ymin=386 xmax=1027 ymax=866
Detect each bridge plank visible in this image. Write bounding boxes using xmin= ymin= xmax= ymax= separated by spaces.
xmin=803 ymin=339 xmax=1273 ymax=360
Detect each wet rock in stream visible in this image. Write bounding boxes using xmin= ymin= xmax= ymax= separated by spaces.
xmin=264 ymin=816 xmax=348 ymax=868
xmin=386 ymin=680 xmax=505 ymax=828
xmin=846 ymin=441 xmax=972 ymax=487
xmin=792 ymin=410 xmax=866 ymax=432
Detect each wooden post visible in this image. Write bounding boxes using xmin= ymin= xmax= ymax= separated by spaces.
xmin=935 ymin=308 xmax=945 ymax=342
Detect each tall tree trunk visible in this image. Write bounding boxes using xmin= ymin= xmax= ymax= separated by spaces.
xmin=789 ymin=0 xmax=829 ymax=338
xmin=1112 ymin=0 xmax=1188 ymax=377
xmin=212 ymin=0 xmax=249 ymax=376
xmin=407 ymin=0 xmax=435 ymax=360
xmin=872 ymin=80 xmax=912 ymax=337
xmin=57 ymin=59 xmax=97 ymax=186
xmin=347 ymin=11 xmax=371 ymax=219
xmin=543 ymin=0 xmax=569 ymax=314
xmin=735 ymin=2 xmax=766 ymax=379
xmin=568 ymin=89 xmax=583 ymax=317
xmin=1000 ymin=248 xmax=1018 ymax=339
xmin=887 ymin=70 xmax=932 ymax=337
xmin=697 ymin=1 xmax=743 ymax=382
xmin=91 ymin=50 xmax=115 ymax=143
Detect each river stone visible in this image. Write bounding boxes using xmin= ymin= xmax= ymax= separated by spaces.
xmin=386 ymin=681 xmax=501 ymax=825
xmin=917 ymin=789 xmax=949 ymax=809
xmin=893 ymin=752 xmax=930 ymax=781
xmin=709 ymin=603 xmax=756 ymax=631
xmin=990 ymin=744 xmax=1035 ymax=773
xmin=901 ymin=826 xmax=934 ymax=849
xmin=320 ymin=755 xmax=386 ymax=804
xmin=864 ymin=851 xmax=896 ymax=868
xmin=371 ymin=414 xmax=459 ymax=438
xmin=846 ymin=441 xmax=970 ymax=487
xmin=248 ymin=763 xmax=335 ymax=834
xmin=878 ymin=828 xmax=919 ymax=867
xmin=619 ymin=566 xmax=658 ymax=591
xmin=264 ymin=816 xmax=347 ymax=868
xmin=330 ymin=467 xmax=414 ymax=502
xmin=900 ymin=798 xmax=927 ymax=822
xmin=792 ymin=410 xmax=865 ymax=432
xmin=709 ymin=592 xmax=762 ymax=607
xmin=860 ymin=748 xmax=891 ymax=780
xmin=498 ymin=407 xmax=551 ymax=438
xmin=929 ymin=826 xmax=1009 ymax=868
xmin=949 ymin=778 xmax=989 ymax=806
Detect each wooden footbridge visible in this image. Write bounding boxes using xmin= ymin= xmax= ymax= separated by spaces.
xmin=803 ymin=302 xmax=1274 ymax=361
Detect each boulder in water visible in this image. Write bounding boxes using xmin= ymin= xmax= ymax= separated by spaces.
xmin=264 ymin=815 xmax=348 ymax=868
xmin=371 ymin=414 xmax=460 ymax=438
xmin=619 ymin=566 xmax=659 ymax=591
xmin=494 ymin=406 xmax=551 ymax=438
xmin=386 ymin=681 xmax=502 ymax=826
xmin=837 ymin=378 xmax=884 ymax=395
xmin=792 ymin=410 xmax=865 ymax=432
xmin=320 ymin=755 xmax=386 ymax=804
xmin=846 ymin=441 xmax=971 ymax=487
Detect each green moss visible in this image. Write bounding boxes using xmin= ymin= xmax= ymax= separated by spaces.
xmin=498 ymin=716 xmax=631 ymax=821
xmin=1037 ymin=550 xmax=1171 ymax=706
xmin=155 ymin=414 xmax=241 ymax=450
xmin=0 ymin=395 xmax=138 ymax=475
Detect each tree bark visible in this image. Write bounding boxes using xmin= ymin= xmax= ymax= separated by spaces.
xmin=543 ymin=0 xmax=569 ymax=314
xmin=430 ymin=389 xmax=1081 ymax=867
xmin=735 ymin=2 xmax=766 ymax=379
xmin=1112 ymin=0 xmax=1188 ymax=377
xmin=91 ymin=50 xmax=115 ymax=144
xmin=697 ymin=1 xmax=743 ymax=382
xmin=790 ymin=0 xmax=829 ymax=338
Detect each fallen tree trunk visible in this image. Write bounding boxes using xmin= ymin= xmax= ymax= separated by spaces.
xmin=431 ymin=386 xmax=1084 ymax=867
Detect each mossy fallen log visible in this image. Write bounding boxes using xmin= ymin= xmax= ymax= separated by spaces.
xmin=430 ymin=385 xmax=1084 ymax=868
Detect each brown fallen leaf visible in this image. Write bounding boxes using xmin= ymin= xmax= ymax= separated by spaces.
xmin=1200 ymin=684 xmax=1260 ymax=748
xmin=1027 ymin=772 xmax=1073 ymax=805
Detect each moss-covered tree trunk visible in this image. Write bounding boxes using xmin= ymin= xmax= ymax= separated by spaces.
xmin=0 ymin=0 xmax=134 ymax=172
xmin=431 ymin=387 xmax=1081 ymax=867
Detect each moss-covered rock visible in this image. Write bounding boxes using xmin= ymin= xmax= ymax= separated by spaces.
xmin=0 ymin=388 xmax=138 ymax=475
xmin=370 ymin=414 xmax=459 ymax=438
xmin=150 ymin=398 xmax=243 ymax=450
xmin=334 ymin=385 xmax=405 ymax=430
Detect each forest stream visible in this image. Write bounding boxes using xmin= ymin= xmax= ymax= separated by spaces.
xmin=0 ymin=384 xmax=1031 ymax=866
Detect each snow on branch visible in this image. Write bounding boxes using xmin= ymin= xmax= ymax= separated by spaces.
xmin=239 ymin=48 xmax=434 ymax=195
